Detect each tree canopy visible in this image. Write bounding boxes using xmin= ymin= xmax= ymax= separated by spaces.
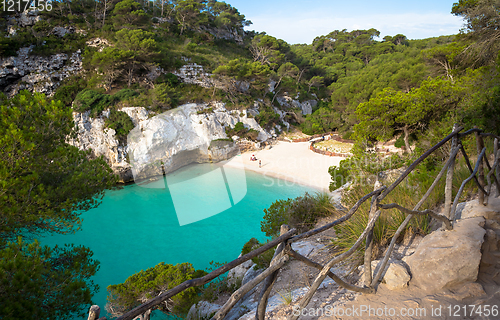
xmin=107 ymin=262 xmax=206 ymax=319
xmin=0 ymin=91 xmax=117 ymax=319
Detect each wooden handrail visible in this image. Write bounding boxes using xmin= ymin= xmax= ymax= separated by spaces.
xmin=95 ymin=125 xmax=500 ymax=320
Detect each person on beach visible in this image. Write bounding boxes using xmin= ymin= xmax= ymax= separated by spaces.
xmin=259 ymin=160 xmax=261 ymax=168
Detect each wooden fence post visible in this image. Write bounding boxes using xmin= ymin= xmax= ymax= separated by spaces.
xmin=363 ymin=186 xmax=380 ymax=287
xmin=495 ymin=138 xmax=499 ymax=197
xmin=444 ymin=124 xmax=458 ymax=219
xmin=256 ymin=224 xmax=291 ymax=320
xmin=475 ymin=126 xmax=485 ymax=205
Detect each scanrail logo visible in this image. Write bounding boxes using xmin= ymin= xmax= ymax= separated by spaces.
xmin=127 ymin=108 xmax=247 ymax=226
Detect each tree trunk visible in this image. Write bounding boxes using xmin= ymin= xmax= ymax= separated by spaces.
xmin=403 ymin=125 xmax=411 ymax=153
xmin=102 ymin=0 xmax=108 ymax=28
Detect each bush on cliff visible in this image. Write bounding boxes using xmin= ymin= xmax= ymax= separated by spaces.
xmin=107 ymin=262 xmax=206 ymax=318
xmin=261 ymin=192 xmax=334 ymax=238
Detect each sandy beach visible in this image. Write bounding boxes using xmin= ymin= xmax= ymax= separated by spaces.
xmin=224 ymin=141 xmax=345 ymax=192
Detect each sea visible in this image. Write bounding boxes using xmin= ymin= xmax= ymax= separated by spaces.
xmin=41 ymin=161 xmax=317 ymax=319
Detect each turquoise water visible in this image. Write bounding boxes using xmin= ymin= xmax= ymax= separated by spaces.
xmin=41 ymin=162 xmax=315 ymax=319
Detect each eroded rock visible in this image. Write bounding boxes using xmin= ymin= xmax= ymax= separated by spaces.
xmin=359 ymin=259 xmax=411 ymax=290
xmin=227 ymin=258 xmax=254 ymax=287
xmin=0 ymin=46 xmax=82 ymax=96
xmin=403 ymin=217 xmax=486 ymax=293
xmin=71 ymin=103 xmax=270 ymax=183
xmin=186 ymin=301 xmax=221 ymax=320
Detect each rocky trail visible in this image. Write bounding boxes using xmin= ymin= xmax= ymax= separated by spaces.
xmin=188 ymin=195 xmax=500 ymax=320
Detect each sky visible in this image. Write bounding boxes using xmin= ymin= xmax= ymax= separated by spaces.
xmin=224 ymin=0 xmax=465 ymax=44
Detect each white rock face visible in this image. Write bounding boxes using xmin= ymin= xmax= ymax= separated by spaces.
xmin=276 ymin=95 xmax=317 ymax=115
xmin=298 ymin=100 xmax=317 ymax=115
xmin=0 ymin=46 xmax=82 ymax=96
xmin=120 ymin=107 xmax=150 ymax=126
xmin=19 ymin=10 xmax=41 ymax=27
xmin=128 ymin=103 xmax=268 ymax=179
xmin=186 ymin=301 xmax=221 ymax=320
xmin=69 ymin=110 xmax=130 ymax=180
xmin=173 ymin=63 xmax=214 ymax=88
xmin=403 ymin=217 xmax=486 ymax=293
xmin=71 ymin=103 xmax=270 ymax=182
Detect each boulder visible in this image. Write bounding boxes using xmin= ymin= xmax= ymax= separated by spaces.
xmin=455 ymin=197 xmax=500 ymax=220
xmin=227 ymin=257 xmax=253 ymax=286
xmin=52 ymin=26 xmax=74 ymax=37
xmin=403 ymin=217 xmax=486 ymax=293
xmin=359 ymin=259 xmax=410 ymax=290
xmin=242 ymin=264 xmax=263 ymax=285
xmin=384 ymin=262 xmax=411 ymax=290
xmin=291 ymin=240 xmax=325 ymax=258
xmin=19 ymin=10 xmax=41 ymax=27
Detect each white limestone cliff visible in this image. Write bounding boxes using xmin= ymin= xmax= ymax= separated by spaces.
xmin=70 ymin=103 xmax=271 ymax=183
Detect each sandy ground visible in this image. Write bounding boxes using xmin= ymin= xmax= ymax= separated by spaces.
xmin=225 ymin=141 xmax=344 ymax=192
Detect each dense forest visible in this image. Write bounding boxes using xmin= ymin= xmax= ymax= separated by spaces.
xmin=1 ymin=0 xmax=500 ymax=318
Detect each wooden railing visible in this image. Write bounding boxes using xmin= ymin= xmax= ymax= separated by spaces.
xmin=88 ymin=125 xmax=500 ymax=320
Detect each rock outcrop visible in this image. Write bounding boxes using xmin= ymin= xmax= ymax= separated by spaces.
xmin=359 ymin=259 xmax=411 ymax=291
xmin=0 ymin=46 xmax=83 ymax=96
xmin=186 ymin=301 xmax=221 ymax=320
xmin=128 ymin=103 xmax=268 ymax=180
xmin=276 ymin=95 xmax=317 ymax=115
xmin=173 ymin=63 xmax=214 ymax=88
xmin=403 ymin=217 xmax=486 ymax=293
xmin=70 ymin=103 xmax=270 ymax=183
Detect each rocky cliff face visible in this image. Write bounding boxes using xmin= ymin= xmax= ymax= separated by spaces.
xmin=69 ymin=102 xmax=271 ymax=183
xmin=276 ymin=95 xmax=317 ymax=115
xmin=0 ymin=46 xmax=83 ymax=97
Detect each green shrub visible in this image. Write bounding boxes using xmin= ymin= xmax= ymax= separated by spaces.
xmin=53 ymin=77 xmax=88 ymax=107
xmin=200 ymin=261 xmax=239 ymax=302
xmin=105 ymin=110 xmax=135 ymax=143
xmin=255 ymin=106 xmax=280 ymax=130
xmin=225 ymin=122 xmax=259 ymax=141
xmin=394 ymin=133 xmax=417 ymax=149
xmin=247 ymin=129 xmax=259 ymax=140
xmin=301 ymin=107 xmax=342 ymax=135
xmin=261 ymin=192 xmax=334 ymax=237
xmin=328 ymin=153 xmax=405 ymax=191
xmin=107 ymin=262 xmax=203 ymax=317
xmin=342 ymin=131 xmax=353 ymax=140
xmin=0 ymin=37 xmax=20 ymax=57
xmin=73 ymin=89 xmax=138 ymax=117
xmin=113 ymin=89 xmax=139 ymax=101
xmin=241 ymin=238 xmax=276 ymax=269
xmin=155 ymin=73 xmax=180 ymax=87
xmin=31 ymin=33 xmax=88 ymax=56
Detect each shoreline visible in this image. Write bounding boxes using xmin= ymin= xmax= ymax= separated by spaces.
xmin=221 ymin=141 xmax=346 ymax=194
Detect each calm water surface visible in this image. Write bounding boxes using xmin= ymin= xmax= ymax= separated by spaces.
xmin=41 ymin=162 xmax=316 ymax=319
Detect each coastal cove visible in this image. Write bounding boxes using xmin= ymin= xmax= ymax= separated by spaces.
xmin=40 ymin=163 xmax=317 ymax=319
